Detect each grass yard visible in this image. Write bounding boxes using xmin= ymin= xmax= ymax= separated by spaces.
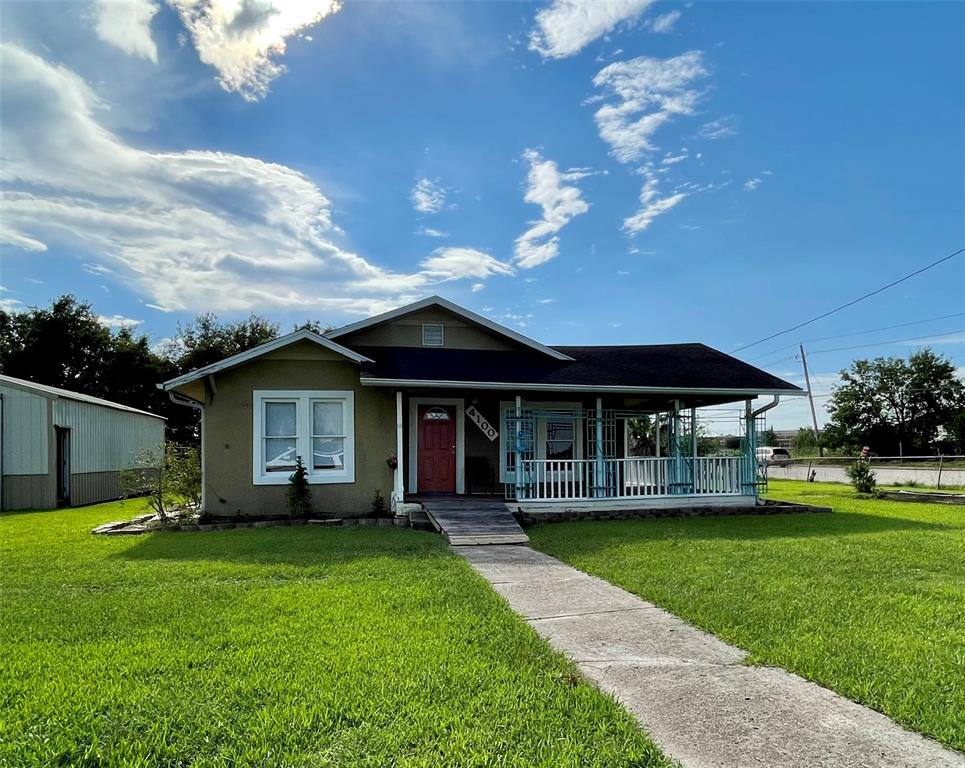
xmin=0 ymin=502 xmax=670 ymax=768
xmin=529 ymin=480 xmax=965 ymax=751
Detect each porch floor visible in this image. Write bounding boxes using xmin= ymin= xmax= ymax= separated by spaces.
xmin=414 ymin=496 xmax=529 ymax=546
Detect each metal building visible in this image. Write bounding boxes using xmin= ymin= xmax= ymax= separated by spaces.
xmin=0 ymin=375 xmax=165 ymax=510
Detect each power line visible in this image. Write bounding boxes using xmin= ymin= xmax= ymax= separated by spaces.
xmin=809 ymin=328 xmax=964 ymax=355
xmin=733 ymin=246 xmax=965 ymax=353
xmin=746 ymin=311 xmax=965 ymax=363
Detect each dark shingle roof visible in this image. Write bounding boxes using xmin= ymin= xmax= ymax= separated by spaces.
xmin=353 ymin=344 xmax=800 ymax=393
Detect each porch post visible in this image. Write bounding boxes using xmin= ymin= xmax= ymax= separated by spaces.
xmin=595 ymin=397 xmax=605 ymax=497
xmin=654 ymin=413 xmax=660 ymax=458
xmin=393 ymin=390 xmax=404 ymax=511
xmin=514 ymin=395 xmax=523 ymax=501
xmin=691 ymin=406 xmax=698 ymax=493
xmin=672 ymin=400 xmax=682 ymax=494
xmin=744 ymin=399 xmax=757 ymax=498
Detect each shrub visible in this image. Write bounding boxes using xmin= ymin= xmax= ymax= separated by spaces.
xmin=120 ymin=442 xmax=202 ymax=521
xmin=287 ymin=456 xmax=313 ymax=519
xmin=846 ymin=459 xmax=877 ymax=494
xmin=371 ymin=489 xmax=388 ymax=517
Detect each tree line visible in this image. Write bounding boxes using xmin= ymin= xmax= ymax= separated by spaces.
xmin=0 ymin=295 xmax=302 ymax=444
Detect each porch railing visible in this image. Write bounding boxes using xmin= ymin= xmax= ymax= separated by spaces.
xmin=516 ymin=456 xmax=747 ymax=501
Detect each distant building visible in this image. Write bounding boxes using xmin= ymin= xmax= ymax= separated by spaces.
xmin=772 ymin=429 xmax=797 ymax=449
xmin=0 ymin=375 xmax=165 ymax=510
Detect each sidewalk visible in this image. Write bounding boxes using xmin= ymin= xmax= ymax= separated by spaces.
xmin=459 ymin=545 xmax=965 ymax=768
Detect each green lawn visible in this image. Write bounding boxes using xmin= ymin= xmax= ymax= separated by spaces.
xmin=0 ymin=502 xmax=669 ymax=768
xmin=529 ymin=480 xmax=965 ymax=751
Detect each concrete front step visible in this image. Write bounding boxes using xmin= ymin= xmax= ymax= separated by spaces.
xmin=449 ymin=533 xmax=530 ymax=546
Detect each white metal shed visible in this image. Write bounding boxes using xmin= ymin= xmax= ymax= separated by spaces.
xmin=0 ymin=375 xmax=165 ymax=510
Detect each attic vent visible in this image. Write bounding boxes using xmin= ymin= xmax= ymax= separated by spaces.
xmin=422 ymin=323 xmax=444 ymax=347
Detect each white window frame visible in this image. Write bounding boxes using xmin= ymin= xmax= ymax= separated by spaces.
xmin=422 ymin=323 xmax=445 ymax=347
xmin=252 ymin=390 xmax=355 ymax=485
xmin=498 ymin=401 xmax=582 ymax=483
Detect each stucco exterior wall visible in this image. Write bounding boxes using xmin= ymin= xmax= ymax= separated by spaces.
xmin=202 ymin=356 xmax=395 ymax=518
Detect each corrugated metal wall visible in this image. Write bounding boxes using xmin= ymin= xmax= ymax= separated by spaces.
xmin=52 ymin=400 xmax=164 ymax=473
xmin=0 ymin=383 xmax=49 ymax=475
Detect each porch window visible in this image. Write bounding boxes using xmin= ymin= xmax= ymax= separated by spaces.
xmin=253 ymin=390 xmax=355 ymax=485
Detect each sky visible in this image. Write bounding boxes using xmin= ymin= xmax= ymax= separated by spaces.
xmin=0 ymin=0 xmax=963 ymax=433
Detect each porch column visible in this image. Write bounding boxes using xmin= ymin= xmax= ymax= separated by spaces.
xmin=514 ymin=395 xmax=523 ymax=501
xmin=654 ymin=413 xmax=660 ymax=458
xmin=691 ymin=406 xmax=698 ymax=493
xmin=595 ymin=397 xmax=605 ymax=497
xmin=393 ymin=390 xmax=404 ymax=511
xmin=671 ymin=400 xmax=683 ymax=494
xmin=744 ymin=399 xmax=757 ymax=497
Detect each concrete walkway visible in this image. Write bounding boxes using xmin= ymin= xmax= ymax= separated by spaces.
xmin=418 ymin=497 xmax=529 ymax=545
xmin=459 ymin=545 xmax=965 ymax=768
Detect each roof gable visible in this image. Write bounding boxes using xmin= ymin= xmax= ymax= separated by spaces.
xmin=325 ymin=296 xmax=573 ymax=361
xmin=160 ymin=329 xmax=372 ymax=392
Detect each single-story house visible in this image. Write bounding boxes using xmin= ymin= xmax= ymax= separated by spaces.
xmin=0 ymin=375 xmax=166 ymax=510
xmin=160 ymin=296 xmax=803 ymax=518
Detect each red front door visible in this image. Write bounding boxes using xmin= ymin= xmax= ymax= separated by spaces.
xmin=418 ymin=405 xmax=456 ymax=493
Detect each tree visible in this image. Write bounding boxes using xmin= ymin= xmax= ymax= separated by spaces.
xmin=761 ymin=427 xmax=778 ymax=446
xmin=793 ymin=427 xmax=819 ymax=454
xmin=825 ymin=349 xmax=965 ymax=455
xmin=164 ymin=313 xmax=280 ymax=375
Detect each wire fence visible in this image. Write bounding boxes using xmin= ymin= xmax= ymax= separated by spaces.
xmin=766 ymin=455 xmax=965 ymax=490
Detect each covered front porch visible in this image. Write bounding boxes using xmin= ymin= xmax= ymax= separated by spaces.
xmin=386 ymin=387 xmax=778 ymax=510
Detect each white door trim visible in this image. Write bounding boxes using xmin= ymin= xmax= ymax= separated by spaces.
xmin=408 ymin=397 xmax=465 ymax=494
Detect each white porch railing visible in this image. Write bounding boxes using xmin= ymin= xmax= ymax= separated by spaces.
xmin=517 ymin=456 xmax=746 ymax=501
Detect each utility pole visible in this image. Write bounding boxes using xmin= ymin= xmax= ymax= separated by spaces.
xmin=799 ymin=344 xmax=824 ymax=457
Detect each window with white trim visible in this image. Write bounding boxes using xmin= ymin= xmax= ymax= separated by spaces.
xmin=253 ymin=390 xmax=355 ymax=485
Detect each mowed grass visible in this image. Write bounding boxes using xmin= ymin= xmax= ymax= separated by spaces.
xmin=529 ymin=480 xmax=965 ymax=751
xmin=0 ymin=502 xmax=669 ymax=768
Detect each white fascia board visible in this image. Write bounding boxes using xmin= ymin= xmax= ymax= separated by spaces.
xmin=359 ymin=377 xmax=804 ymax=397
xmin=160 ymin=329 xmax=373 ymax=391
xmin=324 ymin=295 xmax=573 ymax=361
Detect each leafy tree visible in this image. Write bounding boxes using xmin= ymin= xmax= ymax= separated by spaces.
xmin=825 ymin=349 xmax=965 ymax=455
xmin=761 ymin=427 xmax=778 ymax=446
xmin=793 ymin=427 xmax=820 ymax=453
xmin=164 ymin=313 xmax=279 ymax=375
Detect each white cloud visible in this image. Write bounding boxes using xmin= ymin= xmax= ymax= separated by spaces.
xmin=623 ymin=167 xmax=687 ymax=233
xmin=514 ymin=149 xmax=591 ymax=269
xmin=744 ymin=177 xmax=763 ymax=191
xmin=420 ymin=247 xmax=513 ymax=282
xmin=650 ymin=10 xmax=681 ymax=33
xmin=99 ymin=314 xmax=143 ymax=328
xmin=529 ymin=0 xmax=655 ymax=59
xmin=410 ymin=177 xmax=446 ymax=214
xmin=416 ymin=226 xmax=449 ymax=238
xmin=592 ymin=51 xmax=708 ymax=163
xmin=0 ymin=44 xmax=500 ymax=317
xmin=471 ymin=282 xmax=485 ymax=293
xmin=698 ymin=115 xmax=738 ymax=139
xmin=661 ymin=151 xmax=688 ymax=165
xmin=93 ymin=0 xmax=160 ymax=63
xmin=168 ymin=0 xmax=341 ymax=101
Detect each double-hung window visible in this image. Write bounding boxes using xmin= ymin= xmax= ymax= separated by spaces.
xmin=253 ymin=390 xmax=355 ymax=485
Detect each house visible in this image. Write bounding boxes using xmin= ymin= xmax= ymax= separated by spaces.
xmin=160 ymin=297 xmax=803 ymax=519
xmin=0 ymin=375 xmax=166 ymax=510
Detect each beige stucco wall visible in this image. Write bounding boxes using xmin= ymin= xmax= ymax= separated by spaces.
xmin=335 ymin=307 xmax=522 ymax=351
xmin=200 ymin=351 xmax=395 ymax=518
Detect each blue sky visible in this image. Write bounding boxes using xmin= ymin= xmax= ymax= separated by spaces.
xmin=1 ymin=0 xmax=963 ymax=431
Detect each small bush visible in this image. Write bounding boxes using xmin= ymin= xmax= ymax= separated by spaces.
xmin=120 ymin=442 xmax=202 ymax=521
xmin=287 ymin=457 xmax=313 ymax=519
xmin=371 ymin=490 xmax=388 ymax=517
xmin=846 ymin=459 xmax=877 ymax=494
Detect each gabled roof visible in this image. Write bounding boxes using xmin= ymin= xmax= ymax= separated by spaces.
xmin=325 ymin=296 xmax=574 ymax=361
xmin=160 ymin=329 xmax=373 ymax=392
xmin=353 ymin=343 xmax=803 ymax=396
xmin=0 ymin=374 xmax=165 ymax=419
